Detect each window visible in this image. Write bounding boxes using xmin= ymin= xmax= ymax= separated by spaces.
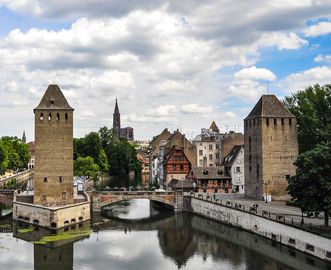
xmin=257 ymin=119 xmax=260 ymax=126
xmin=199 ymin=159 xmax=203 ymax=166
xmin=57 ymin=113 xmax=60 ymax=121
xmin=286 ymin=175 xmax=290 ymax=180
xmin=180 ymin=165 xmax=184 ymax=171
xmin=43 ymin=177 xmax=47 ymax=182
xmin=216 ymin=144 xmax=219 ymax=149
xmin=62 ymin=192 xmax=67 ymax=200
xmin=253 ymin=119 xmax=255 ymax=126
xmin=65 ymin=113 xmax=68 ymax=121
xmin=40 ymin=113 xmax=44 ymax=121
xmin=172 ymin=165 xmax=176 ymax=171
xmin=59 ymin=176 xmax=63 ymax=183
xmin=49 ymin=98 xmax=55 ymax=105
xmin=281 ymin=118 xmax=284 ymax=125
xmin=288 ymin=238 xmax=296 ymax=245
xmin=209 ymin=154 xmax=213 ymax=160
xmin=274 ymin=118 xmax=277 ymax=125
xmin=266 ymin=118 xmax=269 ymax=126
xmin=41 ymin=195 xmax=46 ymax=201
xmin=209 ymin=144 xmax=213 ymax=150
xmin=249 ymin=137 xmax=251 ymax=152
xmin=249 ymin=166 xmax=252 ymax=172
xmin=215 ymin=153 xmax=220 ymax=159
xmin=48 ymin=113 xmax=52 ymax=121
xmin=199 ymin=150 xmax=203 ymax=156
xmin=199 ymin=143 xmax=202 ymax=146
xmin=249 ymin=154 xmax=252 ymax=162
xmin=236 ymin=167 xmax=240 ymax=173
xmin=257 ymin=164 xmax=259 ymax=179
xmin=289 ymin=118 xmax=292 ymax=125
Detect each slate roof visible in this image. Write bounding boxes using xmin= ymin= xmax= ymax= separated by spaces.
xmin=168 ymin=179 xmax=194 ymax=188
xmin=34 ymin=84 xmax=74 ymax=111
xmin=191 ymin=166 xmax=230 ymax=180
xmin=223 ymin=145 xmax=244 ymax=167
xmin=209 ymin=121 xmax=220 ymax=133
xmin=245 ymin=95 xmax=294 ymax=119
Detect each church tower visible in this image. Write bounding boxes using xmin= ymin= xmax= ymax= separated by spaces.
xmin=33 ymin=84 xmax=74 ymax=205
xmin=22 ymin=130 xmax=26 ymax=143
xmin=113 ymin=98 xmax=121 ymax=138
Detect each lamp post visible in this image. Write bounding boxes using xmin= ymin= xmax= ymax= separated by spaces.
xmin=264 ymin=180 xmax=269 ymax=203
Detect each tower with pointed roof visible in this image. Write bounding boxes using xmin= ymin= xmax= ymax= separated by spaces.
xmin=244 ymin=94 xmax=298 ymax=200
xmin=22 ymin=130 xmax=26 ymax=143
xmin=113 ymin=98 xmax=121 ymax=138
xmin=33 ymin=84 xmax=74 ymax=205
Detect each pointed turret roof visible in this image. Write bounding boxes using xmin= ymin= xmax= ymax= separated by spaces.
xmin=114 ymin=98 xmax=120 ymax=114
xmin=245 ymin=95 xmax=294 ymax=119
xmin=34 ymin=84 xmax=73 ymax=111
xmin=209 ymin=121 xmax=220 ymax=133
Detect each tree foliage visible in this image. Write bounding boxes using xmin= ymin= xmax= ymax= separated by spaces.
xmin=74 ymin=156 xmax=100 ymax=181
xmin=0 ymin=137 xmax=30 ymax=174
xmin=287 ymin=142 xmax=331 ymax=226
xmin=283 ymin=84 xmax=331 ymax=153
xmin=73 ymin=126 xmax=141 ymax=177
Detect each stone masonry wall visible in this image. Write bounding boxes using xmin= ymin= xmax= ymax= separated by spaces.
xmin=188 ymin=197 xmax=330 ymax=261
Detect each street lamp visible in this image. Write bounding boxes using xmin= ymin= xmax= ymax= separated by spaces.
xmin=264 ymin=180 xmax=269 ymax=203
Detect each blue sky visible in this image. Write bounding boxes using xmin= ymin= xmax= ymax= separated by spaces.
xmin=0 ymin=1 xmax=330 ymax=140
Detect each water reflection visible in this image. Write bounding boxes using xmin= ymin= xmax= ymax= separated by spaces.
xmin=0 ymin=199 xmax=329 ymax=270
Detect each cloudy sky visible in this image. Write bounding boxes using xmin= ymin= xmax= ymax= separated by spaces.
xmin=0 ymin=1 xmax=330 ymax=141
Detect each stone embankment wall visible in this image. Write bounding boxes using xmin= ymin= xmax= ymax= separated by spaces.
xmin=185 ymin=197 xmax=331 ymax=262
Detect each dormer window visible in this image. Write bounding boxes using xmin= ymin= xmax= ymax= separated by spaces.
xmin=49 ymin=97 xmax=55 ymax=105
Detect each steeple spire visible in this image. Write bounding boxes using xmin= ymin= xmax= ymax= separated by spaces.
xmin=22 ymin=130 xmax=26 ymax=143
xmin=114 ymin=98 xmax=120 ymax=114
xmin=113 ymin=98 xmax=121 ymax=137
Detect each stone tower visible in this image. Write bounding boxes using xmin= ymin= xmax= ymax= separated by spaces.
xmin=244 ymin=95 xmax=298 ymax=200
xmin=33 ymin=84 xmax=74 ymax=205
xmin=113 ymin=98 xmax=121 ymax=138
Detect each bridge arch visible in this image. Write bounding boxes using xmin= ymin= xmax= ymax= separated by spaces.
xmin=93 ymin=191 xmax=180 ymax=212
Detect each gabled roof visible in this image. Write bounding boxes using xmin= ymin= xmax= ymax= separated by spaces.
xmin=163 ymin=146 xmax=190 ymax=165
xmin=209 ymin=121 xmax=220 ymax=133
xmin=223 ymin=145 xmax=244 ymax=167
xmin=245 ymin=95 xmax=294 ymax=119
xmin=34 ymin=84 xmax=74 ymax=111
xmin=190 ymin=166 xmax=230 ymax=180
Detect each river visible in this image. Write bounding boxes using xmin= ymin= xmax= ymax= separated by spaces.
xmin=0 ymin=199 xmax=330 ymax=270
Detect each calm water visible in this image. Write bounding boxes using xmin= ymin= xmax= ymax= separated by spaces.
xmin=0 ymin=199 xmax=330 ymax=270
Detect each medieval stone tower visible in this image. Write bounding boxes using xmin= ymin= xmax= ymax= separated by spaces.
xmin=244 ymin=95 xmax=298 ymax=200
xmin=33 ymin=84 xmax=74 ymax=205
xmin=113 ymin=98 xmax=121 ymax=138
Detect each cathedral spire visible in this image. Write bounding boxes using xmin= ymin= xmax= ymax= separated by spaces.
xmin=22 ymin=130 xmax=26 ymax=143
xmin=113 ymin=98 xmax=121 ymax=137
xmin=114 ymin=98 xmax=120 ymax=114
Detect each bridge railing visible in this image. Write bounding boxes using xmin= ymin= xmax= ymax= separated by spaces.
xmin=97 ymin=191 xmax=176 ymax=196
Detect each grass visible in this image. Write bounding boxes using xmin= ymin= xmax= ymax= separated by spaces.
xmin=34 ymin=229 xmax=91 ymax=245
xmin=17 ymin=227 xmax=35 ymax=233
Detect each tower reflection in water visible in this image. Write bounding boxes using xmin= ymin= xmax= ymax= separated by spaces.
xmin=13 ymin=221 xmax=91 ymax=270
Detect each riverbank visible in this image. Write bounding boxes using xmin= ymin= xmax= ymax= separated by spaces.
xmin=183 ymin=195 xmax=331 ymax=262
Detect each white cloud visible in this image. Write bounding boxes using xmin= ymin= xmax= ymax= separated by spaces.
xmin=304 ymin=21 xmax=331 ymax=37
xmin=181 ymin=104 xmax=212 ymax=114
xmin=258 ymin=32 xmax=308 ymax=50
xmin=234 ymin=66 xmax=276 ymax=81
xmin=145 ymin=105 xmax=177 ymax=116
xmin=224 ymin=111 xmax=237 ymax=119
xmin=314 ymin=54 xmax=331 ymax=63
xmin=283 ymin=66 xmax=331 ymax=92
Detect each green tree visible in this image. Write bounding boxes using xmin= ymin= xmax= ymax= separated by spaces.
xmin=284 ymin=84 xmax=331 ymax=153
xmin=287 ymin=142 xmax=331 ymax=226
xmin=98 ymin=149 xmax=109 ymax=172
xmin=74 ymin=156 xmax=100 ymax=181
xmin=0 ymin=142 xmax=8 ymax=175
xmin=98 ymin=126 xmax=113 ymax=149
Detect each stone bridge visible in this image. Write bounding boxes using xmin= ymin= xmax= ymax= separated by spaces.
xmin=92 ymin=191 xmax=183 ymax=212
xmin=0 ymin=169 xmax=34 ymax=188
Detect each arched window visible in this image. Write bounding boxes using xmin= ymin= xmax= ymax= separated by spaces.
xmin=57 ymin=113 xmax=60 ymax=121
xmin=48 ymin=113 xmax=52 ymax=121
xmin=65 ymin=113 xmax=68 ymax=121
xmin=40 ymin=113 xmax=44 ymax=121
